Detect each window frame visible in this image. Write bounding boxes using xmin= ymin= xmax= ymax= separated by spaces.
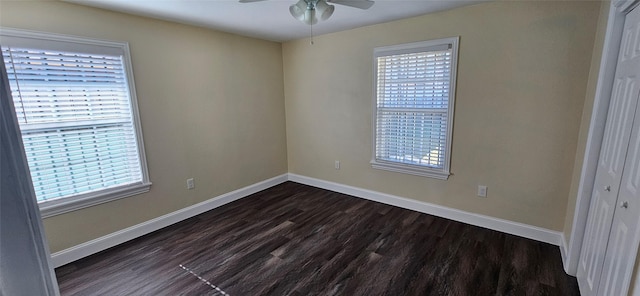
xmin=1 ymin=27 xmax=151 ymax=218
xmin=371 ymin=37 xmax=459 ymax=180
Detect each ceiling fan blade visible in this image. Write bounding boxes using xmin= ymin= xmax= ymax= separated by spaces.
xmin=239 ymin=0 xmax=268 ymax=3
xmin=329 ymin=0 xmax=374 ymax=10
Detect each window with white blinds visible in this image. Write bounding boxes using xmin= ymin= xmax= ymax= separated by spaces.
xmin=1 ymin=28 xmax=150 ymax=217
xmin=372 ymin=37 xmax=459 ymax=179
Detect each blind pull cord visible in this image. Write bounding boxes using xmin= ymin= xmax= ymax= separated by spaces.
xmin=6 ymin=48 xmax=28 ymax=124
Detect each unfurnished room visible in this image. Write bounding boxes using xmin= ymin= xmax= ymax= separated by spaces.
xmin=1 ymin=0 xmax=640 ymax=295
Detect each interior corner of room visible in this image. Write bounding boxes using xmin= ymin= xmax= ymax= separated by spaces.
xmin=1 ymin=0 xmax=639 ymax=295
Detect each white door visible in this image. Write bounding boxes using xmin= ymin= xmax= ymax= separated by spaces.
xmin=577 ymin=5 xmax=640 ymax=296
xmin=598 ymin=90 xmax=640 ymax=296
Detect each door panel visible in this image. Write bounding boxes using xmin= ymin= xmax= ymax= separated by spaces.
xmin=598 ymin=90 xmax=640 ymax=296
xmin=601 ymin=78 xmax=636 ymax=178
xmin=578 ymin=5 xmax=640 ymax=295
xmin=581 ymin=191 xmax=613 ymax=290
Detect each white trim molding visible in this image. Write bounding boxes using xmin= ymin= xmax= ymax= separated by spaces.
xmin=288 ymin=174 xmax=562 ymax=246
xmin=560 ymin=233 xmax=570 ymax=274
xmin=50 ymin=174 xmax=288 ymax=267
xmin=40 ymin=182 xmax=152 ymax=219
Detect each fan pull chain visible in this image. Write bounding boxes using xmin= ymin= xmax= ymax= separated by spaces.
xmin=310 ymin=22 xmax=314 ymax=45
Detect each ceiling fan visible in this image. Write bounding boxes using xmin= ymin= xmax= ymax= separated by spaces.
xmin=239 ymin=0 xmax=375 ymax=25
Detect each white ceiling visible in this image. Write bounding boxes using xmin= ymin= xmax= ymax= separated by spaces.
xmin=64 ymin=0 xmax=482 ymax=42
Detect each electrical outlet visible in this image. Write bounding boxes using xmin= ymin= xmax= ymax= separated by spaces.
xmin=187 ymin=178 xmax=195 ymax=190
xmin=477 ymin=185 xmax=487 ymax=197
xmin=335 ymin=160 xmax=340 ymax=170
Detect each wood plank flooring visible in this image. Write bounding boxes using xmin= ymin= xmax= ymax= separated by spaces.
xmin=56 ymin=182 xmax=580 ymax=295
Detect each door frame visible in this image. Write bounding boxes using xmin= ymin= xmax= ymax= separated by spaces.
xmin=565 ymin=0 xmax=640 ymax=277
xmin=0 ymin=41 xmax=60 ymax=294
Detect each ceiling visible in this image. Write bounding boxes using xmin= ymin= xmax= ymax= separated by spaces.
xmin=64 ymin=0 xmax=482 ymax=42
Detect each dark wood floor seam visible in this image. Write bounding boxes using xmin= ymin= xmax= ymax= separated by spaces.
xmin=180 ymin=264 xmax=230 ymax=296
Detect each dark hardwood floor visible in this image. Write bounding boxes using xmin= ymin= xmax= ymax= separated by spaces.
xmin=56 ymin=181 xmax=580 ymax=295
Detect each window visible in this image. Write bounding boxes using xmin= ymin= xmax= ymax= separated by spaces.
xmin=372 ymin=37 xmax=459 ymax=179
xmin=1 ymin=28 xmax=151 ymax=217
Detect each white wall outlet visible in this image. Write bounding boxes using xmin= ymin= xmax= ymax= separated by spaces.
xmin=477 ymin=185 xmax=487 ymax=197
xmin=187 ymin=178 xmax=195 ymax=190
xmin=335 ymin=160 xmax=340 ymax=170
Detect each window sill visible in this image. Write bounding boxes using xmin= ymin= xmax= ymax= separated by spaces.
xmin=39 ymin=182 xmax=152 ymax=218
xmin=371 ymin=160 xmax=450 ymax=180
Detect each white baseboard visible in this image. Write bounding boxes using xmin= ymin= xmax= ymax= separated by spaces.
xmin=51 ymin=172 xmax=565 ymax=268
xmin=560 ymin=232 xmax=572 ymax=275
xmin=288 ymin=173 xmax=563 ymax=246
xmin=50 ymin=174 xmax=288 ymax=268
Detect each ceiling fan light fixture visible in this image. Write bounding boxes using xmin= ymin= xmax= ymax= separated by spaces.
xmin=315 ymin=1 xmax=334 ymax=21
xmin=245 ymin=0 xmax=374 ymax=27
xmin=303 ymin=7 xmax=318 ymax=25
xmin=289 ymin=0 xmax=307 ymax=20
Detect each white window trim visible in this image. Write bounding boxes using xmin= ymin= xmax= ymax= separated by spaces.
xmin=1 ymin=27 xmax=151 ymax=218
xmin=371 ymin=37 xmax=459 ymax=180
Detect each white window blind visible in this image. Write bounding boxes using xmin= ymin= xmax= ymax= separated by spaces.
xmin=372 ymin=38 xmax=459 ymax=179
xmin=1 ymin=28 xmax=150 ymax=217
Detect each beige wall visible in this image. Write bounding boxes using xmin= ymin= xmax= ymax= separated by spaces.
xmin=283 ymin=1 xmax=600 ymax=230
xmin=563 ymin=0 xmax=610 ymax=245
xmin=1 ymin=0 xmax=288 ymax=252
